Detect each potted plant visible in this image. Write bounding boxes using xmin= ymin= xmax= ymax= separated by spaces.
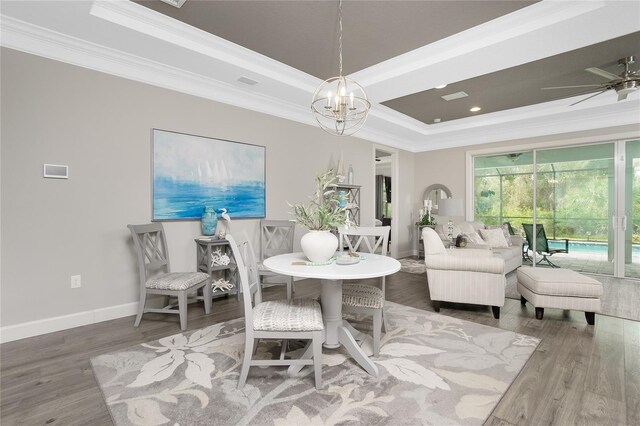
xmin=290 ymin=170 xmax=348 ymax=262
xmin=415 ymin=211 xmax=436 ymax=227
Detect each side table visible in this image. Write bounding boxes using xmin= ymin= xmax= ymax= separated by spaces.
xmin=417 ymin=225 xmax=437 ymax=258
xmin=195 ymin=238 xmax=239 ymax=299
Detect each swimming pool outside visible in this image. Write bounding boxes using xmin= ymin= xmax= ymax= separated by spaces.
xmin=547 ymin=240 xmax=640 ymax=256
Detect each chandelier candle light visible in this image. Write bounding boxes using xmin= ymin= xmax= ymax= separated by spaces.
xmin=311 ymin=0 xmax=370 ymax=136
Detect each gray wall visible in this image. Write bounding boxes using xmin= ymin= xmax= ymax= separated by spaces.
xmin=0 ymin=48 xmax=412 ymax=327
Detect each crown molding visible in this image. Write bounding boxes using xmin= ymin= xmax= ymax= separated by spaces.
xmin=1 ymin=7 xmax=638 ymax=155
xmin=0 ymin=15 xmax=314 ymax=127
xmin=90 ymin=0 xmax=319 ymax=93
xmin=355 ymin=0 xmax=640 ymax=103
xmin=353 ymin=1 xmax=604 ymax=89
xmin=416 ymin=98 xmax=640 ymax=152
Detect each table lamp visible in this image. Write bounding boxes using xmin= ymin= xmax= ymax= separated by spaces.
xmin=438 ymin=198 xmax=464 ymax=244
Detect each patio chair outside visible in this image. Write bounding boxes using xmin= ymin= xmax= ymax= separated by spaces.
xmin=522 ymin=223 xmax=569 ymax=268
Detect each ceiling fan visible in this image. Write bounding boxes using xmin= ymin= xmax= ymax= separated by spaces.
xmin=542 ymin=56 xmax=639 ymax=106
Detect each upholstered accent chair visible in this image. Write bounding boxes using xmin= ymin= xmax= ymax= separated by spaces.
xmin=422 ymin=227 xmax=506 ymax=319
xmin=127 ymin=223 xmax=212 ymax=331
xmin=226 ymin=234 xmax=324 ymax=390
xmin=338 ymin=225 xmax=391 ymax=357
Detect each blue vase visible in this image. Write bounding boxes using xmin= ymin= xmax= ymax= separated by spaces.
xmin=201 ymin=207 xmax=218 ymax=236
xmin=338 ymin=191 xmax=347 ymax=208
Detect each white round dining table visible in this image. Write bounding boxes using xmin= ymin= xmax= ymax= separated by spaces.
xmin=263 ymin=252 xmax=401 ymax=376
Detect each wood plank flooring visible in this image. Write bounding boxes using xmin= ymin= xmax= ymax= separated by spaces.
xmin=1 ymin=271 xmax=639 ymax=425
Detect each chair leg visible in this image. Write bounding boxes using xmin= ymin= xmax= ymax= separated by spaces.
xmin=312 ymin=331 xmax=323 ymax=389
xmin=203 ymin=280 xmax=212 ymax=314
xmin=585 ymin=311 xmax=595 ymax=325
xmin=286 ymin=277 xmax=293 ymax=301
xmin=492 ymin=306 xmax=500 ymax=319
xmin=373 ymin=309 xmax=382 ymax=357
xmin=536 ymin=255 xmax=559 ymax=268
xmin=134 ymin=290 xmax=147 ymax=327
xmin=238 ymin=336 xmax=255 ymax=389
xmin=381 ymin=308 xmax=388 ymax=333
xmin=178 ymin=292 xmax=188 ymax=331
xmin=433 ymin=300 xmax=441 ymax=312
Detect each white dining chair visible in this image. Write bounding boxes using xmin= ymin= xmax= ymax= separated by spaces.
xmin=127 ymin=223 xmax=212 ymax=331
xmin=226 ymin=234 xmax=324 ymax=390
xmin=258 ymin=220 xmax=296 ymax=300
xmin=338 ymin=225 xmax=391 ymax=357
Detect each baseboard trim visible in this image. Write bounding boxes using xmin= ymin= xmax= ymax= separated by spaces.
xmin=0 ymin=301 xmax=140 ymax=344
xmin=398 ymin=250 xmax=416 ymax=259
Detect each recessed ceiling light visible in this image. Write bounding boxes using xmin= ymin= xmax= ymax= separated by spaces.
xmin=470 ymin=106 xmax=481 ymax=112
xmin=433 ymin=118 xmax=441 ymax=123
xmin=435 ymin=84 xmax=447 ymax=89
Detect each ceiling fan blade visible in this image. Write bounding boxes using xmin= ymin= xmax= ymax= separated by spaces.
xmin=569 ymin=89 xmax=608 ymax=106
xmin=542 ymin=84 xmax=605 ymax=90
xmin=618 ymin=92 xmax=629 ymax=101
xmin=586 ymin=67 xmax=620 ymax=81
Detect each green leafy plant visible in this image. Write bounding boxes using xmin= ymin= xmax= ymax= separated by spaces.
xmin=416 ymin=212 xmax=436 ymax=226
xmin=290 ymin=170 xmax=348 ymax=231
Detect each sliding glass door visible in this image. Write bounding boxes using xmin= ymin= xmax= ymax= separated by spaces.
xmin=535 ymin=144 xmax=615 ymax=274
xmin=624 ymin=140 xmax=640 ymax=278
xmin=473 ymin=139 xmax=640 ymax=278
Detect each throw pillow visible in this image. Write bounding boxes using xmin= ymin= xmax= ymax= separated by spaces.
xmin=459 ymin=222 xmax=476 ymax=235
xmin=463 ymin=231 xmax=484 ymax=245
xmin=479 ymin=228 xmax=510 ymax=248
xmin=499 ymin=224 xmax=514 ymax=246
xmin=486 ymin=224 xmax=513 ymax=246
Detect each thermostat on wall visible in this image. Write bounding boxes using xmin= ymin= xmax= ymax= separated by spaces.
xmin=43 ymin=164 xmax=68 ymax=179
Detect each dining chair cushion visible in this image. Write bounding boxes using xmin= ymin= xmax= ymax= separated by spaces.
xmin=145 ymin=272 xmax=209 ymax=291
xmin=342 ymin=283 xmax=385 ymax=309
xmin=253 ymin=298 xmax=324 ymax=331
xmin=256 ymin=262 xmax=275 ymax=275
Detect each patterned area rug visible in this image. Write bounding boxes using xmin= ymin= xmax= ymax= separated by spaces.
xmin=506 ymin=271 xmax=640 ymax=322
xmin=399 ymin=258 xmax=426 ymax=274
xmin=91 ymin=302 xmax=539 ymax=425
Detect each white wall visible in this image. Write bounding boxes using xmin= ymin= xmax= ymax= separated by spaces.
xmin=0 ymin=48 xmax=413 ymax=337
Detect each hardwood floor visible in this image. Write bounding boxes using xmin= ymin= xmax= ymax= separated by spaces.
xmin=1 ymin=271 xmax=639 ymax=425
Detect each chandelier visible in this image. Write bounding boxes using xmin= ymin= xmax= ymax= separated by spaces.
xmin=311 ymin=0 xmax=370 ymax=136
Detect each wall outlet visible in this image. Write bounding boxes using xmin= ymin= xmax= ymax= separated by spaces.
xmin=70 ymin=275 xmax=81 ymax=289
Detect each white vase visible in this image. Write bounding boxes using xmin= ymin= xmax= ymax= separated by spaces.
xmin=301 ymin=230 xmax=338 ymax=263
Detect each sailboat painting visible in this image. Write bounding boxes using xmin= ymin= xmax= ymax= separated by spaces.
xmin=152 ymin=129 xmax=265 ymax=220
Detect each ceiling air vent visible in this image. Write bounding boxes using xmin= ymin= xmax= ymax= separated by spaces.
xmin=237 ymin=76 xmax=259 ymax=86
xmin=441 ymin=91 xmax=469 ymax=101
xmin=160 ymin=0 xmax=187 ymax=9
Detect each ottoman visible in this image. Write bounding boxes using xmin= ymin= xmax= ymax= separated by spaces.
xmin=517 ymin=266 xmax=603 ymax=325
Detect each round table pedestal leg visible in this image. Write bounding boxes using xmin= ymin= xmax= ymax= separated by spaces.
xmin=320 ymin=279 xmax=342 ymax=349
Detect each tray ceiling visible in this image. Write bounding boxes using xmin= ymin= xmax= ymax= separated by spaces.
xmin=1 ymin=0 xmax=638 ymax=151
xmin=134 ymin=0 xmax=537 ymax=79
xmin=383 ymin=32 xmax=640 ymax=124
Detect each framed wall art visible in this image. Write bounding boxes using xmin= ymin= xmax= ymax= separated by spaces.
xmin=152 ymin=129 xmax=266 ymax=220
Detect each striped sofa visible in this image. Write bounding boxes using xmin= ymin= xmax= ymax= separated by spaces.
xmin=422 ymin=227 xmax=506 ymax=319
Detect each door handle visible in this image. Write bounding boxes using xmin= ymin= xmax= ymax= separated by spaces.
xmin=612 ymin=215 xmax=617 ymax=230
xmin=623 ymin=216 xmax=628 ymax=231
